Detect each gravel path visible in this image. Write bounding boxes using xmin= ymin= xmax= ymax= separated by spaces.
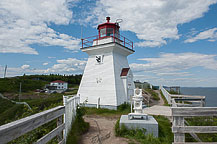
xmin=80 ymin=115 xmax=129 ymax=144
xmin=154 ymin=90 xmax=164 ymax=106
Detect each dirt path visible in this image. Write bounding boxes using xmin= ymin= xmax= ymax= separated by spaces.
xmin=154 ymin=90 xmax=164 ymax=106
xmin=80 ymin=115 xmax=129 ymax=144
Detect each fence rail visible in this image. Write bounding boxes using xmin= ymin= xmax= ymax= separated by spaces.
xmin=171 ymin=107 xmax=217 ymax=144
xmin=159 ymin=85 xmax=217 ymax=143
xmin=0 ymin=95 xmax=80 ymax=144
xmin=160 ymin=85 xmax=205 ymax=107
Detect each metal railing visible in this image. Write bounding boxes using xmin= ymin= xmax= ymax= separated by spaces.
xmin=81 ymin=34 xmax=134 ymax=50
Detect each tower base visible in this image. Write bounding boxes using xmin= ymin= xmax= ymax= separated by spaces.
xmin=120 ymin=115 xmax=158 ymax=137
xmin=82 ymin=103 xmax=118 ymax=110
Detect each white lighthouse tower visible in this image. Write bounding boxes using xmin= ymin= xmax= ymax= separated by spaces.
xmin=78 ymin=17 xmax=135 ymax=109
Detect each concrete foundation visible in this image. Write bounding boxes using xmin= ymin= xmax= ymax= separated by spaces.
xmin=120 ymin=115 xmax=158 ymax=137
xmin=82 ymin=103 xmax=117 ymax=110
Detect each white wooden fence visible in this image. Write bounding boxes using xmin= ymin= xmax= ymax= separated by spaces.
xmin=63 ymin=95 xmax=80 ymax=140
xmin=160 ymin=85 xmax=172 ymax=104
xmin=171 ymin=107 xmax=217 ymax=144
xmin=159 ymin=85 xmax=217 ymax=143
xmin=160 ymin=85 xmax=205 ymax=107
xmin=0 ymin=95 xmax=80 ymax=144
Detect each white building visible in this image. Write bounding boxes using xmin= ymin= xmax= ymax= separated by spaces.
xmin=77 ymin=17 xmax=135 ymax=109
xmin=49 ymin=80 xmax=68 ymax=93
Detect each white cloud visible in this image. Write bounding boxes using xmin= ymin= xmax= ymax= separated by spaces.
xmin=87 ymin=0 xmax=217 ymax=47
xmin=43 ymin=62 xmax=49 ymax=66
xmin=45 ymin=58 xmax=86 ymax=73
xmin=185 ymin=27 xmax=217 ymax=43
xmin=0 ymin=58 xmax=86 ymax=77
xmin=130 ymin=53 xmax=217 ymax=73
xmin=48 ymin=57 xmax=56 ymax=59
xmin=21 ymin=64 xmax=30 ymax=69
xmin=155 ymin=72 xmax=192 ymax=77
xmin=0 ymin=0 xmax=80 ymax=55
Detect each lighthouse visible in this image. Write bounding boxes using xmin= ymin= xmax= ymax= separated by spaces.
xmin=78 ymin=17 xmax=135 ymax=109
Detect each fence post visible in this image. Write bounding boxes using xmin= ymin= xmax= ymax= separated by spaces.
xmin=97 ymin=97 xmax=100 ymax=109
xmin=173 ymin=116 xmax=185 ymax=143
xmin=63 ymin=95 xmax=67 ymax=142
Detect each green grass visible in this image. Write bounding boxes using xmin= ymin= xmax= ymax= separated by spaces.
xmin=66 ymin=106 xmax=89 ymax=144
xmin=185 ymin=116 xmax=217 ymax=142
xmin=168 ymin=90 xmax=180 ymax=95
xmin=115 ymin=115 xmax=173 ymax=144
xmin=85 ymin=102 xmax=131 ymax=116
xmin=0 ymin=97 xmax=15 ymax=115
xmin=145 ymin=89 xmax=160 ymax=101
xmin=0 ymin=94 xmax=63 ymax=126
xmin=0 ymin=95 xmax=65 ymax=143
xmin=160 ymin=90 xmax=170 ymax=106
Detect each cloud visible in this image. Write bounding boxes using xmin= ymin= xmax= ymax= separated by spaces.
xmin=185 ymin=27 xmax=217 ymax=43
xmin=0 ymin=0 xmax=80 ymax=55
xmin=48 ymin=57 xmax=56 ymax=59
xmin=155 ymin=72 xmax=193 ymax=77
xmin=45 ymin=58 xmax=86 ymax=73
xmin=130 ymin=53 xmax=217 ymax=73
xmin=86 ymin=0 xmax=217 ymax=47
xmin=0 ymin=57 xmax=86 ymax=77
xmin=21 ymin=64 xmax=30 ymax=69
xmin=43 ymin=62 xmax=49 ymax=66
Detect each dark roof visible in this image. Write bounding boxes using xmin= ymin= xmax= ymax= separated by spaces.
xmin=51 ymin=80 xmax=67 ymax=83
xmin=120 ymin=68 xmax=130 ymax=76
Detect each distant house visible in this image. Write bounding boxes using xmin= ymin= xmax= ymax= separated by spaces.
xmin=46 ymin=80 xmax=68 ymax=93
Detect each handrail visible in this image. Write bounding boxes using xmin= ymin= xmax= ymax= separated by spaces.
xmin=0 ymin=95 xmax=80 ymax=144
xmin=81 ymin=34 xmax=134 ymax=50
xmin=171 ymin=107 xmax=217 ymax=143
xmin=160 ymin=85 xmax=205 ymax=107
xmin=0 ymin=106 xmax=65 ymax=144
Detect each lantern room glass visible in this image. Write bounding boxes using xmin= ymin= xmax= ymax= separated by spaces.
xmin=99 ymin=27 xmax=119 ymax=38
xmin=100 ymin=28 xmax=106 ymax=37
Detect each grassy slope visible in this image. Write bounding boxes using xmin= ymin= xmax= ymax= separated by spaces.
xmin=160 ymin=90 xmax=170 ymax=106
xmin=66 ymin=107 xmax=89 ymax=144
xmin=0 ymin=94 xmax=63 ymax=126
xmin=145 ymin=89 xmax=160 ymax=101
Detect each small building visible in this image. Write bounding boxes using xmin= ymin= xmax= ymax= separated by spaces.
xmin=50 ymin=80 xmax=68 ymax=90
xmin=46 ymin=80 xmax=68 ymax=93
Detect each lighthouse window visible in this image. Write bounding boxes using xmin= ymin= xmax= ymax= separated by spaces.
xmin=106 ymin=28 xmax=113 ymax=36
xmin=100 ymin=28 xmax=106 ymax=37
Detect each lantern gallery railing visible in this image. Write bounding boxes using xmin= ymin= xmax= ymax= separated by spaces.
xmin=81 ymin=34 xmax=134 ymax=50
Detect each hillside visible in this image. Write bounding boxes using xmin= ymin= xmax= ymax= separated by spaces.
xmin=0 ymin=74 xmax=82 ymax=93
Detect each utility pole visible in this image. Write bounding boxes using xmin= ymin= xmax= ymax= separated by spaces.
xmin=19 ymin=82 xmax=22 ymax=101
xmin=3 ymin=65 xmax=7 ymax=78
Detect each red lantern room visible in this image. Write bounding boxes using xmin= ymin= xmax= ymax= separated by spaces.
xmin=97 ymin=17 xmax=120 ymax=39
xmin=81 ymin=17 xmax=134 ymax=51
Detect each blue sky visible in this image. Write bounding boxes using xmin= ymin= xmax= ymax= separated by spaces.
xmin=0 ymin=0 xmax=217 ymax=87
